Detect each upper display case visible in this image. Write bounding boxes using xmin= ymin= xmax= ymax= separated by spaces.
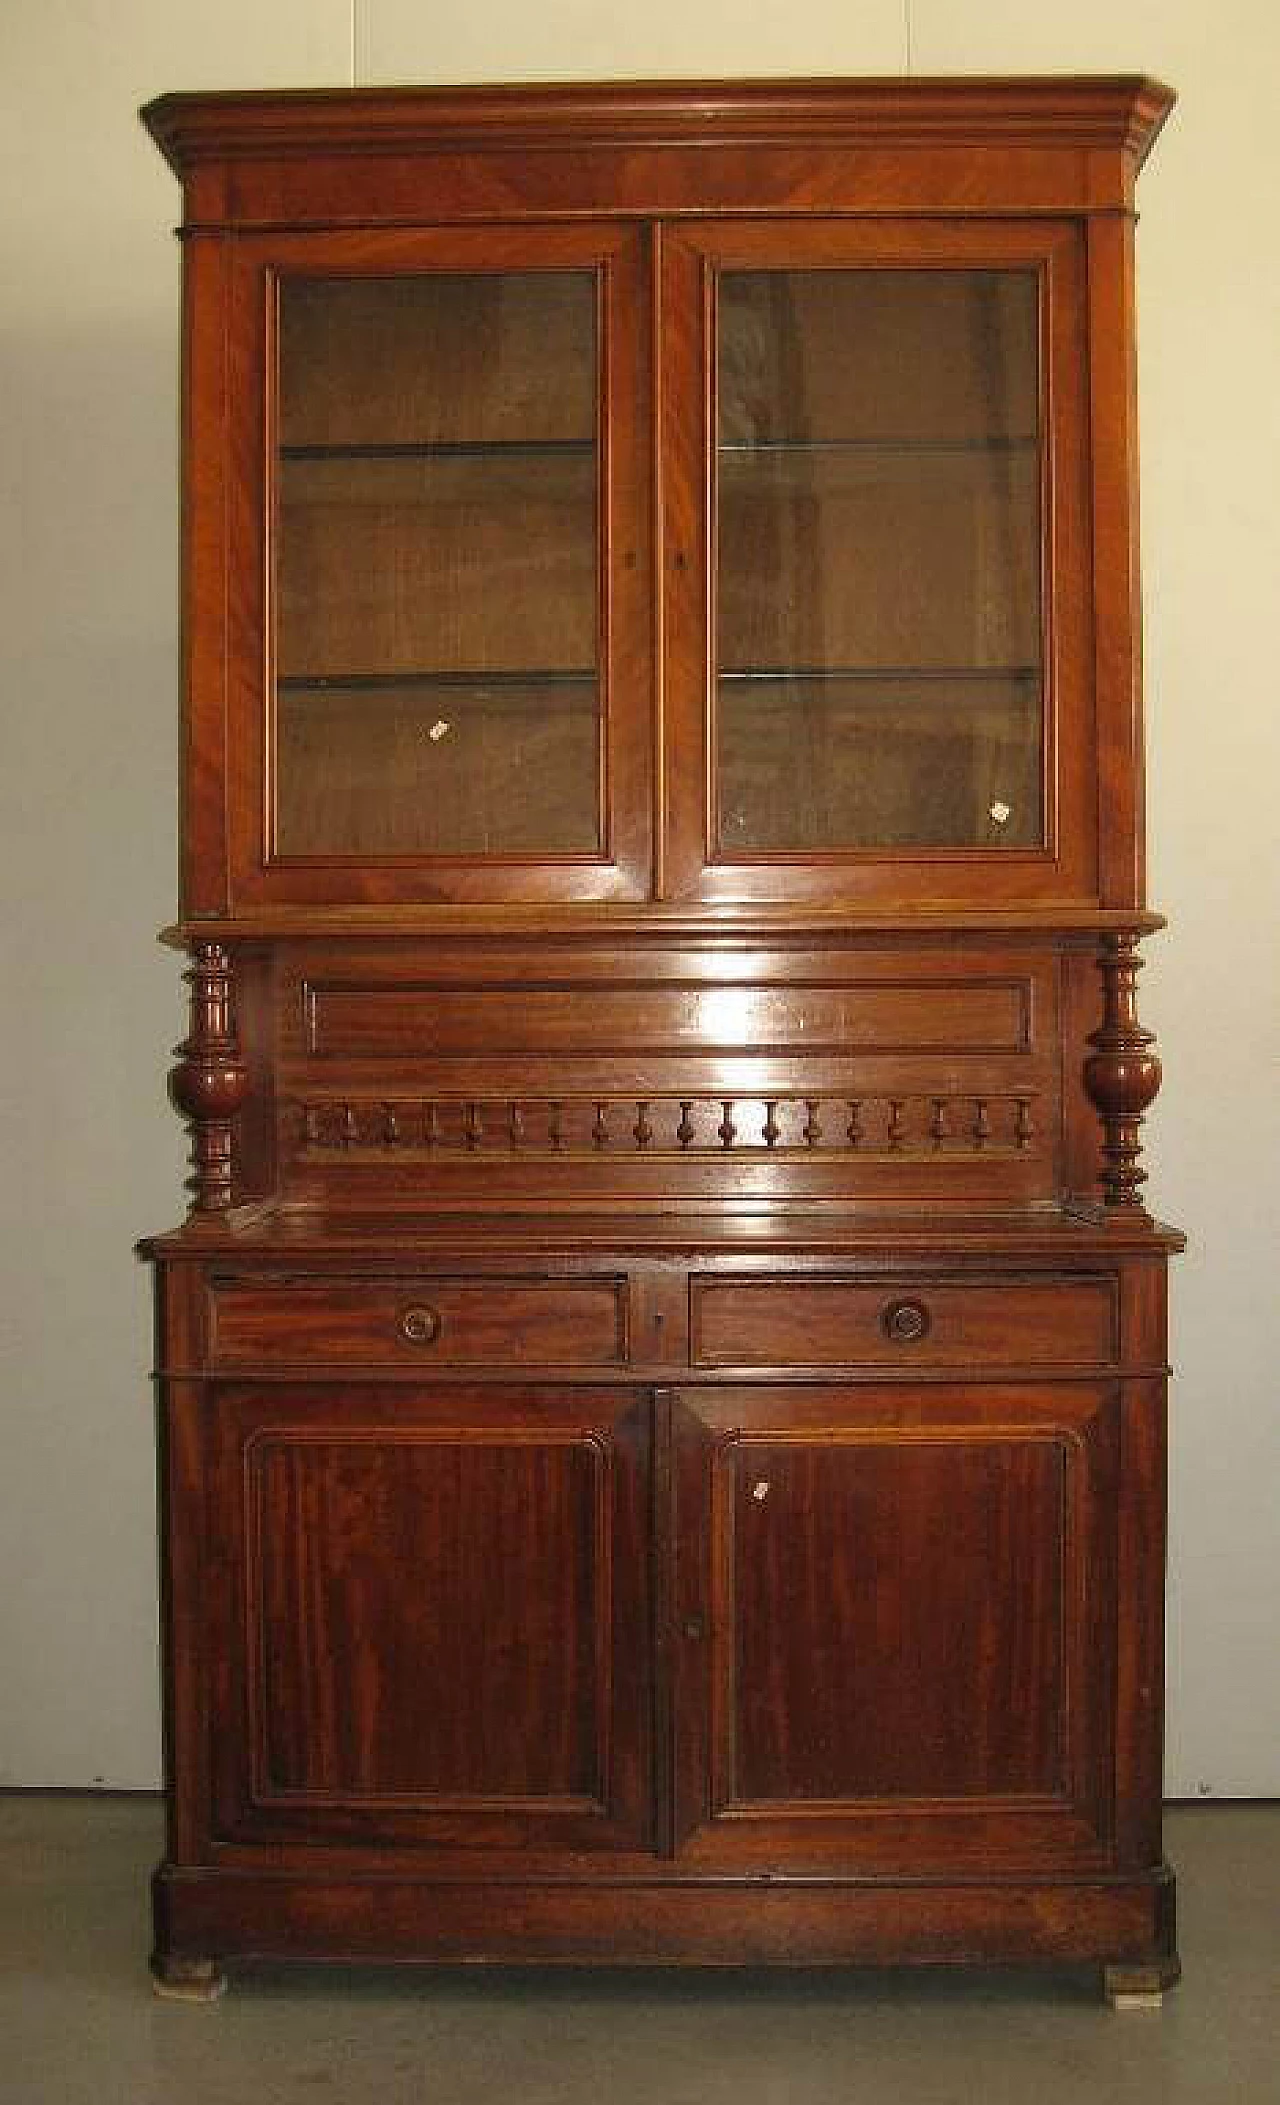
xmin=148 ymin=76 xmax=1169 ymax=921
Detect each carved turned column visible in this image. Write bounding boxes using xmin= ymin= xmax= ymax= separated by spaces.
xmin=168 ymin=943 xmax=250 ymax=1214
xmin=1084 ymin=931 xmax=1162 ymax=1213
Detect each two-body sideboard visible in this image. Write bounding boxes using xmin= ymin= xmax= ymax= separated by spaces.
xmin=140 ymin=76 xmax=1182 ymax=2004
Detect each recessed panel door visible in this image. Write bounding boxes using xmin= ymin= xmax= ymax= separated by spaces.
xmin=670 ymin=1384 xmax=1118 ymax=1871
xmin=207 ymin=1384 xmax=655 ymax=1856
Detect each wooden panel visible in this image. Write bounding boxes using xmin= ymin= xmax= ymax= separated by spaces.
xmin=731 ymin=1435 xmax=1066 ymax=1799
xmin=1086 ymin=211 xmax=1146 ymax=909
xmin=154 ymin=1859 xmax=1177 ymax=1972
xmin=304 ymin=974 xmax=1031 ymax=1060
xmin=209 ymin=1274 xmax=628 ymax=1366
xmin=691 ymin=1274 xmax=1116 ymax=1368
xmin=274 ymin=940 xmax=1060 ymax=1207
xmin=179 ymin=232 xmax=232 ymax=917
xmin=220 ymin=143 xmax=1135 ymax=226
xmin=208 ymin=1384 xmax=654 ymax=1851
xmin=256 ymin=1433 xmax=598 ymax=1797
xmin=672 ymin=1384 xmax=1118 ymax=1870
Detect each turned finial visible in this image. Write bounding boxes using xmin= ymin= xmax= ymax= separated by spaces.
xmin=168 ymin=943 xmax=250 ymax=1214
xmin=1083 ymin=931 xmax=1162 ymax=1213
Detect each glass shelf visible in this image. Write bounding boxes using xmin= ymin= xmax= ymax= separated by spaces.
xmin=278 ymin=669 xmax=596 ymax=694
xmin=720 ymin=666 xmax=1040 ymax=686
xmin=718 ymin=437 xmax=1037 ymax=456
xmin=280 ymin=439 xmax=595 ymax=462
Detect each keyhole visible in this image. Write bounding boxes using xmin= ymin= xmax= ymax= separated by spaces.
xmin=752 ymin=1480 xmax=770 ymax=1502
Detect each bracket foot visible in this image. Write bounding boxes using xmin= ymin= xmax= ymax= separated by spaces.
xmin=1103 ymin=1959 xmax=1180 ymax=2009
xmin=151 ymin=1955 xmax=228 ymax=2003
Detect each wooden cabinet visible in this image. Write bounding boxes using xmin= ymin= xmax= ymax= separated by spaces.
xmin=141 ymin=77 xmax=1180 ymax=2004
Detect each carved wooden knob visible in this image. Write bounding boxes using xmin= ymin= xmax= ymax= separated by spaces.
xmin=881 ymin=1298 xmax=930 ymax=1344
xmin=398 ymin=1305 xmax=442 ymax=1346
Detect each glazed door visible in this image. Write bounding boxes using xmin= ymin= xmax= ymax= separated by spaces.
xmin=203 ymin=224 xmax=652 ymax=910
xmin=206 ymin=1384 xmax=655 ymax=1855
xmin=669 ymin=1384 xmax=1119 ymax=1871
xmin=660 ymin=220 xmax=1094 ymax=906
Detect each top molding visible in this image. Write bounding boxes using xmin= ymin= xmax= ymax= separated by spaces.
xmin=142 ymin=74 xmax=1175 ymax=177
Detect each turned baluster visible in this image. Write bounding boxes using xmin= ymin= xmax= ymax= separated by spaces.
xmin=168 ymin=943 xmax=250 ymax=1215
xmin=1084 ymin=932 xmax=1162 ymax=1212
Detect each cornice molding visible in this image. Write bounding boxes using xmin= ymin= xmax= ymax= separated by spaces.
xmin=141 ymin=75 xmax=1175 ymax=177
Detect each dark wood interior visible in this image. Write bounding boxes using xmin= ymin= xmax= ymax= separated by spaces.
xmin=141 ymin=75 xmax=1180 ymax=2005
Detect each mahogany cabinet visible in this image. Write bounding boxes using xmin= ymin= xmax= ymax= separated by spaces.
xmin=140 ymin=77 xmax=1181 ymax=2003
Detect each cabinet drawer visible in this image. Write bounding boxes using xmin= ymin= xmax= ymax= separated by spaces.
xmin=690 ymin=1276 xmax=1116 ymax=1369
xmin=209 ymin=1276 xmax=628 ymax=1367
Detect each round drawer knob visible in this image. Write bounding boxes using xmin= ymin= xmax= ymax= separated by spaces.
xmin=881 ymin=1297 xmax=930 ymax=1345
xmin=398 ymin=1304 xmax=441 ymax=1346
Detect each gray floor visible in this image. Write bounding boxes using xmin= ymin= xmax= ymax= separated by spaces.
xmin=0 ymin=1798 xmax=1276 ymax=2104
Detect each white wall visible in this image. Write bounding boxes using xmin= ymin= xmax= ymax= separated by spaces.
xmin=1 ymin=1 xmax=1276 ymax=1793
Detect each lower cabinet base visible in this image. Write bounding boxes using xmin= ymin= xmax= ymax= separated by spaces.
xmin=152 ymin=1861 xmax=1178 ymax=1997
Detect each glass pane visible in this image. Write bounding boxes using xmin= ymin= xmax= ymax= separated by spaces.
xmin=273 ymin=272 xmax=600 ymax=858
xmin=715 ymin=270 xmax=1043 ymax=852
